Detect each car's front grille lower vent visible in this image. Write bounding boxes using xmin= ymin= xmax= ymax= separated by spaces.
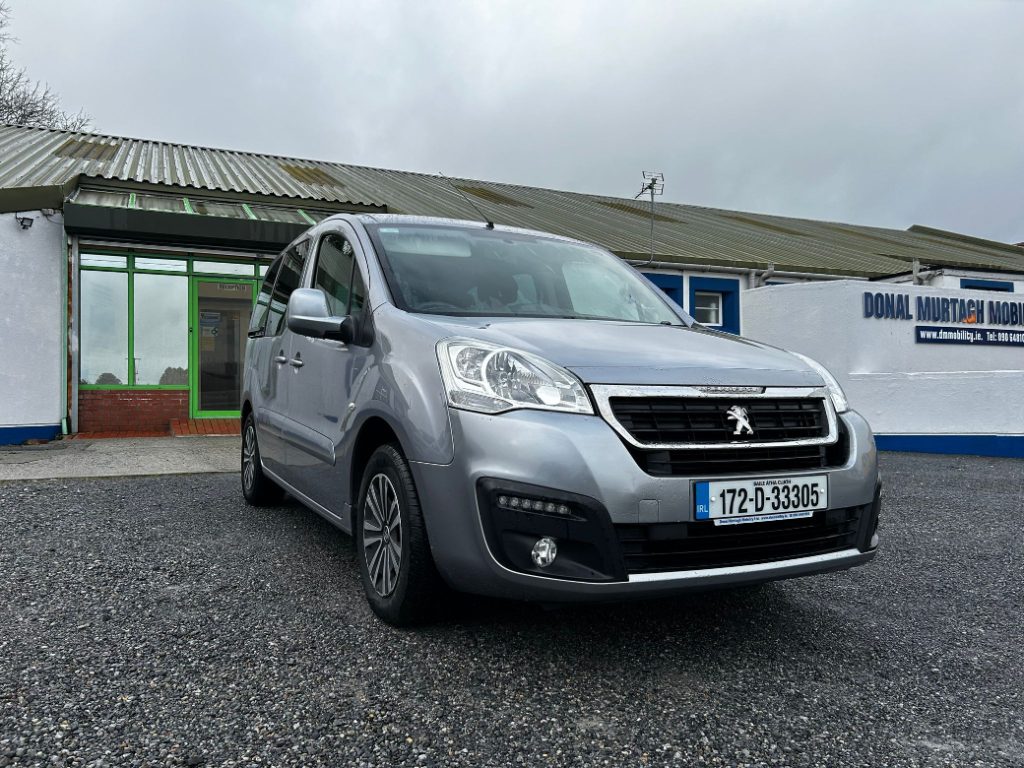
xmin=615 ymin=505 xmax=865 ymax=573
xmin=609 ymin=397 xmax=828 ymax=446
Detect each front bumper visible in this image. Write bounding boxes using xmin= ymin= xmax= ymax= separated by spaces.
xmin=411 ymin=408 xmax=880 ymax=601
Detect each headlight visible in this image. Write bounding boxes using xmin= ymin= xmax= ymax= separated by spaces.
xmin=437 ymin=338 xmax=593 ymax=415
xmin=792 ymin=352 xmax=849 ymax=413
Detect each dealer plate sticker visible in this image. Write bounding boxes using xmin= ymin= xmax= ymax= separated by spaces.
xmin=695 ymin=475 xmax=828 ymax=526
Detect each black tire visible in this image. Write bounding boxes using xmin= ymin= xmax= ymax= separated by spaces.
xmin=241 ymin=413 xmax=284 ymax=506
xmin=356 ymin=443 xmax=445 ymax=626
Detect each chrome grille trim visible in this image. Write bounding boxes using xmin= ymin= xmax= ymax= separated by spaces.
xmin=590 ymin=384 xmax=839 ymax=450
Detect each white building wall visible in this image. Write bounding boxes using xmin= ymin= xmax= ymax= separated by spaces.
xmin=0 ymin=211 xmax=65 ymax=436
xmin=742 ymin=280 xmax=1024 ymax=437
xmin=884 ymin=269 xmax=1024 ymax=292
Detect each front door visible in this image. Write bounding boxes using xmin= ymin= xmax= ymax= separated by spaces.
xmin=286 ymin=229 xmax=369 ymax=517
xmin=191 ymin=278 xmax=256 ymax=418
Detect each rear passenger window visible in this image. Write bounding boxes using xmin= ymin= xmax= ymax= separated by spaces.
xmin=249 ymin=257 xmax=281 ymax=335
xmin=266 ymin=241 xmax=309 ymax=336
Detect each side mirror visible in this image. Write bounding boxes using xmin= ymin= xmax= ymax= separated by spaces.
xmin=286 ymin=288 xmax=354 ymax=343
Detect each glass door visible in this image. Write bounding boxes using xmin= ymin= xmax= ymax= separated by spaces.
xmin=190 ymin=278 xmax=256 ymax=418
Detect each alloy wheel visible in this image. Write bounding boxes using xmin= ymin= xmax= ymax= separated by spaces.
xmin=363 ymin=472 xmax=403 ymax=597
xmin=242 ymin=423 xmax=256 ymax=491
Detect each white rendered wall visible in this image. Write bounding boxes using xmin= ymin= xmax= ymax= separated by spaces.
xmin=742 ymin=280 xmax=1024 ymax=436
xmin=884 ymin=270 xmax=1024 ymax=292
xmin=0 ymin=211 xmax=64 ymax=429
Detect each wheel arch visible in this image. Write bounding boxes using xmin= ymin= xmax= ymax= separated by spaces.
xmin=349 ymin=415 xmax=404 ymax=528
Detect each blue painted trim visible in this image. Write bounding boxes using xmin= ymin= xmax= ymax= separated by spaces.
xmin=695 ymin=482 xmax=710 ymax=520
xmin=875 ymin=434 xmax=1024 ymax=458
xmin=642 ymin=272 xmax=684 ymax=307
xmin=0 ymin=424 xmax=62 ymax=446
xmin=689 ymin=276 xmax=741 ymax=334
xmin=959 ymin=278 xmax=1014 ymax=293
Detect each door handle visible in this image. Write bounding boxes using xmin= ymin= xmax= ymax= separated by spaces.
xmin=289 ymin=356 xmax=304 ymax=368
xmin=274 ymin=353 xmax=287 ymax=365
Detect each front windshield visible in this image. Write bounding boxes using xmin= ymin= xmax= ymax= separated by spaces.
xmin=365 ymin=223 xmax=688 ymax=325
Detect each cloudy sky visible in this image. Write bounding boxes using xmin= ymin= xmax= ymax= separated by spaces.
xmin=6 ymin=0 xmax=1023 ymax=241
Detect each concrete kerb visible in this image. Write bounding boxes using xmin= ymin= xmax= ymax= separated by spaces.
xmin=0 ymin=435 xmax=240 ymax=481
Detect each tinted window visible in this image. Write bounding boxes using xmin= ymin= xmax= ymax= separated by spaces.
xmin=350 ymin=264 xmax=367 ymax=316
xmin=266 ymin=243 xmax=308 ymax=336
xmin=249 ymin=257 xmax=281 ymax=335
xmin=365 ymin=223 xmax=685 ymax=325
xmin=314 ymin=234 xmax=357 ymax=316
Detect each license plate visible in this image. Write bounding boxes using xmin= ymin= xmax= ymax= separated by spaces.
xmin=695 ymin=475 xmax=828 ymax=526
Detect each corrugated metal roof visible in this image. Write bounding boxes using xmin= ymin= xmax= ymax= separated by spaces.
xmin=1 ymin=123 xmax=1021 ymax=278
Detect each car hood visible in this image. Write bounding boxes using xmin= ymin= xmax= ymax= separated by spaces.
xmin=417 ymin=316 xmax=823 ymax=387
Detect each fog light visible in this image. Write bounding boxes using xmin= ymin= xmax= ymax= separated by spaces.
xmin=531 ymin=537 xmax=558 ymax=568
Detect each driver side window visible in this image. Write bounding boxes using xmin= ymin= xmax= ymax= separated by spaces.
xmin=314 ymin=233 xmax=364 ymax=316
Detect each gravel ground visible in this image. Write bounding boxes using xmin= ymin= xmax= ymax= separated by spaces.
xmin=0 ymin=453 xmax=1021 ymax=767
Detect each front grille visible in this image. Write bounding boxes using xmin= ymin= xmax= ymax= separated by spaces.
xmin=624 ymin=415 xmax=849 ymax=477
xmin=615 ymin=505 xmax=865 ymax=573
xmin=609 ymin=397 xmax=828 ymax=446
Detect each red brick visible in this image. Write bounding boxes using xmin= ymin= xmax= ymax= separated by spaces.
xmin=78 ymin=390 xmax=186 ymax=435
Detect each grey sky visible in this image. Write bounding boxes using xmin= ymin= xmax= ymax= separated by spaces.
xmin=6 ymin=0 xmax=1023 ymax=241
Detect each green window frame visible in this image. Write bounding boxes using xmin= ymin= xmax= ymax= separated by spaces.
xmin=78 ymin=250 xmax=273 ymax=391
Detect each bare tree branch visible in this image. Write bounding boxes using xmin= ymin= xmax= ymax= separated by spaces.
xmin=0 ymin=1 xmax=91 ymax=130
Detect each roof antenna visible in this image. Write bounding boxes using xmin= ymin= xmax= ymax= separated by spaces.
xmin=437 ymin=171 xmax=495 ymax=229
xmin=634 ymin=171 xmax=664 ymax=267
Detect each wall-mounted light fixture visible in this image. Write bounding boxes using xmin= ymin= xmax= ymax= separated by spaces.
xmin=15 ymin=213 xmax=34 ymax=230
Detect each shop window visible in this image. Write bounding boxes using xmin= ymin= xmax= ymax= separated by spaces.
xmin=304 ymin=210 xmax=338 ymax=222
xmin=193 ymin=261 xmax=256 ymax=276
xmin=960 ymin=278 xmax=1014 ymax=292
xmin=80 ymin=271 xmax=128 ymax=385
xmin=76 ymin=190 xmax=130 ymax=208
xmin=189 ymin=199 xmax=249 ymax=219
xmin=133 ymin=274 xmax=188 ymax=385
xmin=693 ymin=291 xmax=723 ymax=326
xmin=134 ymin=193 xmax=186 ymax=213
xmin=134 ymin=257 xmax=187 ymax=272
xmin=248 ymin=205 xmax=310 ymax=224
xmin=689 ymin=276 xmax=741 ymax=334
xmin=642 ymin=273 xmax=684 ymax=307
xmin=81 ymin=253 xmax=127 ymax=269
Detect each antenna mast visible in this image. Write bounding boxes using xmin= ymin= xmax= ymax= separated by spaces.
xmin=437 ymin=171 xmax=495 ymax=229
xmin=634 ymin=171 xmax=664 ymax=268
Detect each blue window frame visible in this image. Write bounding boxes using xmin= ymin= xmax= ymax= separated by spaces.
xmin=689 ymin=276 xmax=741 ymax=334
xmin=960 ymin=278 xmax=1014 ymax=292
xmin=642 ymin=272 xmax=684 ymax=307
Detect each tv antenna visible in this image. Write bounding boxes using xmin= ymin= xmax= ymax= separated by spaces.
xmin=634 ymin=171 xmax=664 ymax=267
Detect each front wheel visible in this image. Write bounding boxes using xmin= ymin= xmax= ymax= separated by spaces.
xmin=356 ymin=444 xmax=445 ymax=625
xmin=241 ymin=413 xmax=284 ymax=506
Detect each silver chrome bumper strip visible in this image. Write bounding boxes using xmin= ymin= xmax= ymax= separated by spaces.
xmin=590 ymin=384 xmax=839 ymax=450
xmin=627 ymin=548 xmax=863 ymax=583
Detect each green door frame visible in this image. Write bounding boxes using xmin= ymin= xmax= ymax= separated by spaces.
xmin=189 ymin=276 xmax=258 ymax=419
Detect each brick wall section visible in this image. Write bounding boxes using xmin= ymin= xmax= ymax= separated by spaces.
xmin=78 ymin=390 xmax=188 ymax=434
